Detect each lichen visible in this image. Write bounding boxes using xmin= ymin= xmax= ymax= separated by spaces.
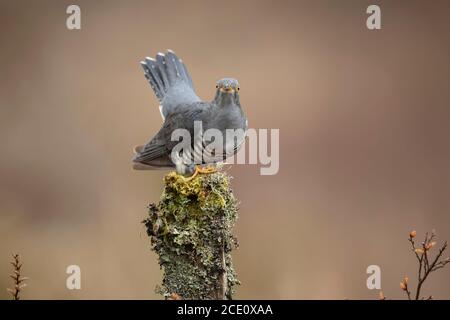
xmin=143 ymin=171 xmax=240 ymax=300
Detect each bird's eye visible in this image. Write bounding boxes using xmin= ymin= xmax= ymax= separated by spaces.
xmin=237 ymin=87 xmax=240 ymax=91
xmin=216 ymin=85 xmax=219 ymax=89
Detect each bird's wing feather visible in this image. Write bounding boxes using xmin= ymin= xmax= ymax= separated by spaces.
xmin=141 ymin=50 xmax=201 ymax=120
xmin=133 ymin=104 xmax=206 ymax=164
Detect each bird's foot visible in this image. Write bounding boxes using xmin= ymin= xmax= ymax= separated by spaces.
xmin=197 ymin=165 xmax=217 ymax=174
xmin=183 ymin=165 xmax=217 ymax=182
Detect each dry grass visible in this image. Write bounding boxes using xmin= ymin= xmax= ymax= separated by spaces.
xmin=6 ymin=253 xmax=28 ymax=300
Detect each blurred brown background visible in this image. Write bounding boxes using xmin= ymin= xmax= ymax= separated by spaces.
xmin=0 ymin=0 xmax=449 ymax=299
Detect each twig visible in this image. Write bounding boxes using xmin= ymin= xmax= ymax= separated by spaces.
xmin=403 ymin=230 xmax=450 ymax=300
xmin=400 ymin=276 xmax=411 ymax=300
xmin=6 ymin=253 xmax=28 ymax=300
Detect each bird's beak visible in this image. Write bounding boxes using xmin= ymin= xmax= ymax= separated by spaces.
xmin=219 ymin=87 xmax=236 ymax=93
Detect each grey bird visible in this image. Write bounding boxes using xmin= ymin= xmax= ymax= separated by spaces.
xmin=133 ymin=50 xmax=247 ymax=179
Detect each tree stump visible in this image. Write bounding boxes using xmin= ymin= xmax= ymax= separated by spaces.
xmin=143 ymin=171 xmax=240 ymax=300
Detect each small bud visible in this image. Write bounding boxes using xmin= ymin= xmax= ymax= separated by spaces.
xmin=415 ymin=248 xmax=424 ymax=254
xmin=378 ymin=291 xmax=386 ymax=300
xmin=400 ymin=276 xmax=409 ymax=291
xmin=409 ymin=230 xmax=417 ymax=238
xmin=425 ymin=241 xmax=437 ymax=250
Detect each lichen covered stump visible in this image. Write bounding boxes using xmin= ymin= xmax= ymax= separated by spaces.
xmin=143 ymin=171 xmax=240 ymax=300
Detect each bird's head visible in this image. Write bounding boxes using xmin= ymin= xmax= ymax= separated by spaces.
xmin=214 ymin=78 xmax=240 ymax=105
xmin=216 ymin=78 xmax=240 ymax=93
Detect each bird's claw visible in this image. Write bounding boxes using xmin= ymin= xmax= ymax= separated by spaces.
xmin=182 ymin=165 xmax=217 ymax=182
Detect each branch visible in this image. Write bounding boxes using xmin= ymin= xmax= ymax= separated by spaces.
xmin=404 ymin=230 xmax=450 ymax=300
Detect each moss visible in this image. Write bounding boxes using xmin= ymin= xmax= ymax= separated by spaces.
xmin=143 ymin=171 xmax=240 ymax=299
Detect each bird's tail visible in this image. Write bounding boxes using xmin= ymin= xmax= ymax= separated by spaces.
xmin=140 ymin=50 xmax=195 ymax=103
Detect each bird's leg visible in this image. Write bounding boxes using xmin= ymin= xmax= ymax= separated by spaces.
xmin=183 ymin=166 xmax=199 ymax=182
xmin=183 ymin=165 xmax=217 ymax=182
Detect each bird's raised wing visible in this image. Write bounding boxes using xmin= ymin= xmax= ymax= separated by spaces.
xmin=140 ymin=50 xmax=201 ymax=120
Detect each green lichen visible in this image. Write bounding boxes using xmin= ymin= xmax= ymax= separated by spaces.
xmin=143 ymin=171 xmax=240 ymax=299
